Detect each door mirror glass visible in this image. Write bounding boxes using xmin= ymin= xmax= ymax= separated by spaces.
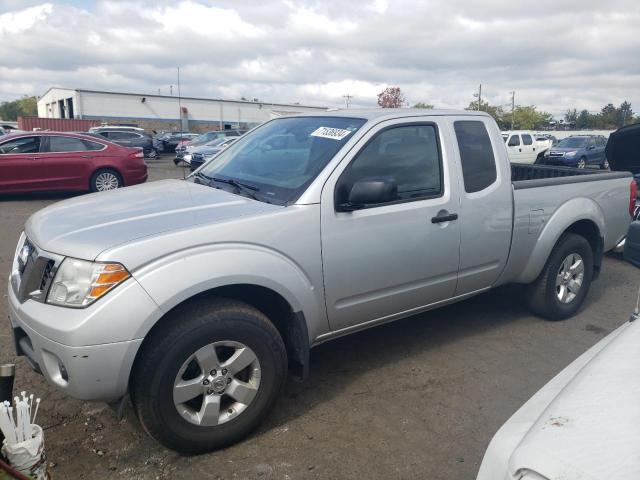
xmin=337 ymin=178 xmax=398 ymax=211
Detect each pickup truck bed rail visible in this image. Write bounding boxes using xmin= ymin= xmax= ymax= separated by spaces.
xmin=511 ymin=163 xmax=631 ymax=190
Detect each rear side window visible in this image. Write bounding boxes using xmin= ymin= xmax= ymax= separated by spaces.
xmin=508 ymin=135 xmax=520 ymax=147
xmin=0 ymin=136 xmax=41 ymax=154
xmin=337 ymin=124 xmax=442 ymax=206
xmin=522 ymin=134 xmax=533 ymax=145
xmin=109 ymin=131 xmax=139 ymax=140
xmin=454 ymin=121 xmax=497 ymax=193
xmin=83 ymin=140 xmax=105 ymax=151
xmin=48 ymin=136 xmax=88 ymax=152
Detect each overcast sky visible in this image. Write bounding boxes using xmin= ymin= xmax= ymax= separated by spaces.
xmin=1 ymin=0 xmax=639 ymax=116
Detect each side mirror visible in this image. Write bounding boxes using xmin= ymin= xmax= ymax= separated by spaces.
xmin=337 ymin=178 xmax=398 ymax=212
xmin=587 ymin=145 xmax=595 ymax=150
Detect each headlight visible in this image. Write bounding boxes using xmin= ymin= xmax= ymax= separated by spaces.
xmin=46 ymin=258 xmax=130 ymax=308
xmin=544 ymin=151 xmax=550 ymax=157
xmin=565 ymin=150 xmax=577 ymax=157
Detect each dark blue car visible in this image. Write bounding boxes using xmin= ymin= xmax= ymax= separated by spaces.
xmin=542 ymin=135 xmax=608 ymax=169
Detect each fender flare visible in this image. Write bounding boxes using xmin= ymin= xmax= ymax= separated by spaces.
xmin=515 ymin=197 xmax=605 ymax=284
xmin=130 ymin=242 xmax=325 ymax=342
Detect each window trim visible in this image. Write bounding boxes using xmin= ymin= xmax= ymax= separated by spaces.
xmin=41 ymin=134 xmax=108 ymax=154
xmin=0 ymin=135 xmax=44 ymax=155
xmin=508 ymin=134 xmax=521 ymax=147
xmin=454 ymin=119 xmax=499 ymax=194
xmin=334 ymin=121 xmax=445 ymax=211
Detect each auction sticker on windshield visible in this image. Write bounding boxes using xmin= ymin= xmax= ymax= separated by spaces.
xmin=310 ymin=126 xmax=353 ymax=141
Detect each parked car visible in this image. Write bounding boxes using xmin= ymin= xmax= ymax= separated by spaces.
xmin=502 ymin=130 xmax=549 ymax=164
xmin=189 ymin=137 xmax=238 ymax=171
xmin=175 ymin=130 xmax=246 ymax=162
xmin=542 ymin=135 xmax=608 ymax=169
xmin=158 ymin=132 xmax=198 ymax=153
xmin=477 ymin=291 xmax=640 ymax=479
xmin=8 ymin=110 xmax=633 ymax=453
xmin=89 ymin=125 xmax=145 ymax=134
xmin=91 ymin=128 xmax=158 ymax=158
xmin=0 ymin=132 xmax=147 ymax=193
xmin=535 ymin=134 xmax=557 ymax=152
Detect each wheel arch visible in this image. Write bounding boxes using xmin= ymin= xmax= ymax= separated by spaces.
xmin=131 ymin=283 xmax=311 ymax=386
xmin=516 ymin=198 xmax=604 ymax=284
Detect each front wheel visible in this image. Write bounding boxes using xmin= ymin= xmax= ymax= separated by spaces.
xmin=577 ymin=157 xmax=586 ymax=169
xmin=526 ymin=233 xmax=594 ymax=320
xmin=130 ymin=299 xmax=287 ymax=453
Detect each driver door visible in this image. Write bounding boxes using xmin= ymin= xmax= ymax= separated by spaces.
xmin=320 ymin=119 xmax=461 ymax=332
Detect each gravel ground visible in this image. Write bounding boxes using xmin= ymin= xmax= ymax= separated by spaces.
xmin=0 ymin=156 xmax=637 ymax=479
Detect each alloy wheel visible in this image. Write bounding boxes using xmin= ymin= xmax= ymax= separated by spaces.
xmin=173 ymin=341 xmax=261 ymax=427
xmin=555 ymin=253 xmax=584 ymax=304
xmin=577 ymin=159 xmax=586 ymax=169
xmin=95 ymin=172 xmax=120 ymax=191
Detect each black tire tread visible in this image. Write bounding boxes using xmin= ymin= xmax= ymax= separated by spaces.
xmin=131 ymin=298 xmax=287 ymax=453
xmin=526 ymin=233 xmax=594 ymax=321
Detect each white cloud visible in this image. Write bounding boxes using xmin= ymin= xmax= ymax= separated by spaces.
xmin=0 ymin=0 xmax=639 ymax=116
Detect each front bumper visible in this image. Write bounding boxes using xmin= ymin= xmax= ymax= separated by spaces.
xmin=7 ymin=258 xmax=161 ymax=401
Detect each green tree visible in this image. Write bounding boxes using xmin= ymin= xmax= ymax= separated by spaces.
xmin=564 ymin=109 xmax=578 ymax=126
xmin=0 ymin=96 xmax=37 ymax=121
xmin=466 ymin=99 xmax=505 ymax=128
xmin=412 ymin=102 xmax=434 ymax=109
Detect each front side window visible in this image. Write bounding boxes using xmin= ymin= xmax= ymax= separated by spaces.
xmin=508 ymin=135 xmax=520 ymax=147
xmin=0 ymin=136 xmax=41 ymax=154
xmin=454 ymin=121 xmax=497 ymax=193
xmin=195 ymin=116 xmax=366 ymax=205
xmin=335 ymin=124 xmax=442 ymax=207
xmin=47 ymin=136 xmax=89 ymax=152
xmin=522 ymin=134 xmax=533 ymax=145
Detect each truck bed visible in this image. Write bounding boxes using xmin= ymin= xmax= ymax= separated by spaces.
xmin=511 ymin=163 xmax=630 ymax=188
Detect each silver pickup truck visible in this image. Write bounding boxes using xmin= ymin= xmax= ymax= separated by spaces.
xmin=8 ymin=110 xmax=634 ymax=452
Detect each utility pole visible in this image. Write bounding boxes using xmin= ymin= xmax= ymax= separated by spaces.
xmin=510 ymin=91 xmax=515 ymax=130
xmin=343 ymin=94 xmax=353 ymax=109
xmin=177 ymin=67 xmax=183 ymax=133
xmin=477 ymin=84 xmax=482 ymax=110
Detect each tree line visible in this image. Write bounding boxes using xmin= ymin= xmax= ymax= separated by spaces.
xmin=377 ymin=86 xmax=639 ymax=130
xmin=0 ymin=96 xmax=38 ymax=121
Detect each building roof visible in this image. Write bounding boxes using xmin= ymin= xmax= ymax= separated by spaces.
xmin=39 ymin=87 xmax=327 ymax=110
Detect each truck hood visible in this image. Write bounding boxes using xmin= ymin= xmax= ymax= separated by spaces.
xmin=25 ymin=179 xmax=281 ymax=260
xmin=508 ymin=319 xmax=640 ymax=479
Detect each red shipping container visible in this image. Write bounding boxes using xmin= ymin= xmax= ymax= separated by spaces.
xmin=17 ymin=116 xmax=100 ymax=132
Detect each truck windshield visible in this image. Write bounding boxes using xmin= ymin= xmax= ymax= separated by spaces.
xmin=556 ymin=137 xmax=588 ymax=148
xmin=191 ymin=116 xmax=366 ymax=204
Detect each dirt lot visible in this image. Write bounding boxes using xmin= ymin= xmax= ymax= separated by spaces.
xmin=0 ymin=157 xmax=637 ymax=479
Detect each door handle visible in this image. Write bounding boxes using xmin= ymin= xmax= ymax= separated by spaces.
xmin=519 ymin=148 xmax=522 ymax=152
xmin=431 ymin=212 xmax=458 ymax=223
xmin=533 ymin=148 xmax=536 ymax=151
xmin=81 ymin=155 xmax=94 ymax=158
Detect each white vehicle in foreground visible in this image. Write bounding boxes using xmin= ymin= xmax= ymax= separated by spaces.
xmin=502 ymin=131 xmax=550 ymax=164
xmin=477 ymin=297 xmax=640 ymax=479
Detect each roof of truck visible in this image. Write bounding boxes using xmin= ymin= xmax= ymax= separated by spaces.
xmin=290 ymin=108 xmax=492 ymax=121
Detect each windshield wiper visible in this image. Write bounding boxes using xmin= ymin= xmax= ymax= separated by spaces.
xmin=194 ymin=171 xmax=213 ymax=182
xmin=211 ymin=176 xmax=261 ymax=200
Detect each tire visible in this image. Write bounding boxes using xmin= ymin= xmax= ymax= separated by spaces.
xmin=526 ymin=233 xmax=594 ymax=321
xmin=577 ymin=157 xmax=586 ymax=169
xmin=130 ymin=298 xmax=287 ymax=453
xmin=90 ymin=168 xmax=122 ymax=192
xmin=600 ymin=158 xmax=609 ymax=170
xmin=147 ymin=148 xmax=158 ymax=159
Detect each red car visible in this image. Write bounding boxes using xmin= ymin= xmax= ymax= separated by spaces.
xmin=0 ymin=132 xmax=148 ymax=193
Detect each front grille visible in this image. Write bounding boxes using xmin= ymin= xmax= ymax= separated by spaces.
xmin=13 ymin=237 xmax=58 ymax=304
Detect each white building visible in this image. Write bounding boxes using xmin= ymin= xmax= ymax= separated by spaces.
xmin=37 ymin=87 xmax=327 ymax=131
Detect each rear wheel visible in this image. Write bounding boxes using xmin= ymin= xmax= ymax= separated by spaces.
xmin=130 ymin=299 xmax=287 ymax=453
xmin=526 ymin=233 xmax=594 ymax=321
xmin=90 ymin=168 xmax=122 ymax=192
xmin=600 ymin=158 xmax=609 ymax=170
